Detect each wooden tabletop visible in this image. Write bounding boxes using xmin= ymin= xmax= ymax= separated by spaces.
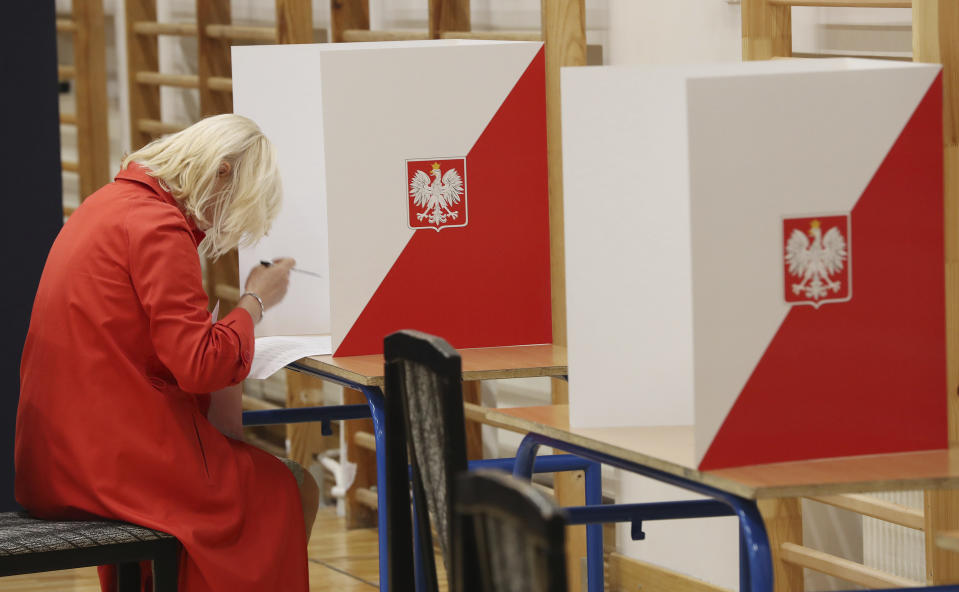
xmin=480 ymin=405 xmax=959 ymax=500
xmin=295 ymin=344 xmax=567 ymax=387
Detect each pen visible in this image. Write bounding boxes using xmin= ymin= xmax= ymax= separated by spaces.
xmin=260 ymin=260 xmax=323 ymax=279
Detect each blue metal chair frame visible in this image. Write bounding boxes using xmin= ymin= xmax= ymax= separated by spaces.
xmin=511 ymin=431 xmax=959 ymax=592
xmin=242 ymin=363 xmax=614 ymax=592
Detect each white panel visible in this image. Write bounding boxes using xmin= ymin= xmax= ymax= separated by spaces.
xmin=320 ymin=41 xmax=542 ymax=351
xmin=616 ymin=473 xmax=740 ymax=590
xmin=233 ymin=44 xmax=332 ymax=337
xmin=563 ymin=66 xmax=695 ymax=428
xmin=688 ymin=60 xmax=940 ymax=463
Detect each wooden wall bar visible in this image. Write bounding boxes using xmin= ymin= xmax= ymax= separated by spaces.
xmin=72 ymin=0 xmax=111 ymax=198
xmin=915 ymin=0 xmax=959 ymax=585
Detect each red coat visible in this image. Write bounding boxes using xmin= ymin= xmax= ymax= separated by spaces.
xmin=15 ymin=165 xmax=309 ymax=592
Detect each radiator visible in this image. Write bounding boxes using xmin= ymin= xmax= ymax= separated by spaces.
xmin=862 ymin=491 xmax=925 ymax=582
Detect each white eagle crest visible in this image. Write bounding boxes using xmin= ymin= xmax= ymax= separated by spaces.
xmin=410 ymin=162 xmax=464 ymax=227
xmin=785 ymin=219 xmax=848 ymax=301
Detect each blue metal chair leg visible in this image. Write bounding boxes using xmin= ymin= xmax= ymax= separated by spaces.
xmin=584 ymin=460 xmax=604 ymax=592
xmin=361 ymin=385 xmax=390 ymax=592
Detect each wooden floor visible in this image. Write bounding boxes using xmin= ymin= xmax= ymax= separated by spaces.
xmin=0 ymin=507 xmax=422 ymax=591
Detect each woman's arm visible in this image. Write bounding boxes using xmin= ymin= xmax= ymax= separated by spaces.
xmin=208 ymin=383 xmax=245 ymax=440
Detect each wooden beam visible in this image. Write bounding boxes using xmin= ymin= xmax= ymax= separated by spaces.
xmin=354 ymin=431 xmax=376 ymax=451
xmin=135 ymin=71 xmax=200 ymax=88
xmin=56 ymin=19 xmax=78 ymax=33
xmin=915 ymin=0 xmax=959 ymax=585
xmin=207 ymin=76 xmax=233 ymax=92
xmin=429 ymin=0 xmax=470 ymax=39
xmin=205 ymin=24 xmax=277 ymax=42
xmin=440 ymin=30 xmax=542 ymax=41
xmin=60 ymin=112 xmax=77 ymax=125
xmin=213 ymin=283 xmax=240 ymax=303
xmin=62 ymin=161 xmax=79 ymax=173
xmin=541 ymin=4 xmax=587 ymax=588
xmin=355 ymin=487 xmax=378 ymax=510
xmin=780 ymin=542 xmax=922 ymax=588
xmin=758 ymin=499 xmax=804 ymax=592
xmin=137 ymin=118 xmax=187 ymax=136
xmin=742 ymin=0 xmax=793 ymax=61
xmin=276 ymin=0 xmax=313 ymax=45
xmin=809 ymin=493 xmax=924 ymax=530
xmin=58 ymin=65 xmax=76 ymax=80
xmin=769 ymin=0 xmax=910 ymax=6
xmin=331 ymin=0 xmax=370 ymax=43
xmin=340 ymin=29 xmax=429 ymax=42
xmin=791 ymin=51 xmax=912 ymax=61
xmin=125 ymin=0 xmax=161 ymax=150
xmin=132 ymin=21 xmax=198 ymax=36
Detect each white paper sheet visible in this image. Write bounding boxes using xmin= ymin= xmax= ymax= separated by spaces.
xmin=249 ymin=335 xmax=333 ymax=380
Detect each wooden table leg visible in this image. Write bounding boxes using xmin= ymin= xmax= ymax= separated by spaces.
xmin=344 ymin=386 xmax=378 ymax=529
xmin=758 ymin=498 xmax=803 ymax=592
xmin=463 ymin=381 xmax=483 ymax=460
xmin=925 ymin=490 xmax=959 ymax=584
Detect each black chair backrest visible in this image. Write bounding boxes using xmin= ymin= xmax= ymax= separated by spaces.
xmin=384 ymin=330 xmax=470 ymax=592
xmin=454 ymin=471 xmax=568 ymax=592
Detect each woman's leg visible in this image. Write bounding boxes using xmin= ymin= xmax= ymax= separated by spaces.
xmin=281 ymin=458 xmax=320 ymax=541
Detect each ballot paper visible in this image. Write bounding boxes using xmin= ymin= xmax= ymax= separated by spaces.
xmin=249 ymin=335 xmax=333 ymax=380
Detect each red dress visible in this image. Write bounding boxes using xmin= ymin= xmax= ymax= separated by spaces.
xmin=15 ymin=165 xmax=309 ymax=592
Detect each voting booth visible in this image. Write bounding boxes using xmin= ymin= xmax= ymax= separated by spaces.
xmin=562 ymin=59 xmax=945 ymax=470
xmin=232 ymin=40 xmax=552 ymax=357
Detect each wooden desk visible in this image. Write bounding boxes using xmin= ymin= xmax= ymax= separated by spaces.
xmin=276 ymin=345 xmax=568 ymax=592
xmin=479 ymin=404 xmax=959 ymax=592
xmin=480 ymin=405 xmax=959 ymax=500
xmin=295 ymin=343 xmax=567 ymax=387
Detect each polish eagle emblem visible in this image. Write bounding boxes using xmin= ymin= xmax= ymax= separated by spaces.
xmin=409 ymin=162 xmax=465 ymax=229
xmin=784 ymin=218 xmax=849 ymax=304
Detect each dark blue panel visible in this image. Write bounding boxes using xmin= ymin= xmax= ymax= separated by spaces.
xmin=1 ymin=3 xmax=63 ymax=511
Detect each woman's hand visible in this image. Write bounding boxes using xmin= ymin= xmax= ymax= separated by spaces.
xmin=240 ymin=258 xmax=295 ymax=322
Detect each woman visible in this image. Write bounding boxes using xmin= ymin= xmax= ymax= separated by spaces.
xmin=15 ymin=114 xmax=317 ymax=592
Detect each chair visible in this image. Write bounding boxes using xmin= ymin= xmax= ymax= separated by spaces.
xmin=383 ymin=329 xmax=468 ymax=592
xmin=384 ymin=330 xmax=604 ymax=592
xmin=0 ymin=512 xmax=179 ymax=591
xmin=454 ymin=470 xmax=567 ymax=592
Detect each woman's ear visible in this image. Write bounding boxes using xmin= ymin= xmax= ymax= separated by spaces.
xmin=217 ymin=161 xmax=232 ymax=177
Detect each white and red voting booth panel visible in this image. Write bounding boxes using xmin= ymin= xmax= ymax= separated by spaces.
xmin=562 ymin=59 xmax=944 ymax=470
xmin=232 ymin=40 xmax=552 ymax=356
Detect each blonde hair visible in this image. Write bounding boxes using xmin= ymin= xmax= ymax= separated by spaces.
xmin=122 ymin=114 xmax=282 ymax=260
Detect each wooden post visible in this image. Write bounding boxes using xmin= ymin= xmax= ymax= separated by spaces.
xmin=197 ymin=0 xmax=236 ymax=311
xmin=344 ymin=387 xmax=378 ymax=528
xmin=758 ymin=499 xmax=804 ymax=592
xmin=331 ymin=0 xmax=370 ymax=43
xmin=462 ymin=382 xmax=483 ymax=460
xmin=542 ymin=2 xmax=586 ymax=588
xmin=197 ymin=0 xmax=232 ymax=119
xmin=915 ymin=0 xmax=959 ymax=585
xmin=429 ymin=0 xmax=470 ymax=39
xmin=124 ymin=0 xmax=160 ymax=150
xmin=73 ymin=0 xmax=111 ymax=198
xmin=741 ymin=0 xmax=792 ymax=61
xmin=276 ymin=0 xmax=313 ymax=45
